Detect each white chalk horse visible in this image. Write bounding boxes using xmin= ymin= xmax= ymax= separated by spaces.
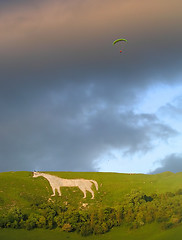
xmin=33 ymin=172 xmax=98 ymax=199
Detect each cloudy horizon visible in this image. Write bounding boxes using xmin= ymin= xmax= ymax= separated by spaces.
xmin=0 ymin=0 xmax=182 ymax=174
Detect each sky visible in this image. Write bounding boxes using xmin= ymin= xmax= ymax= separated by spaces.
xmin=0 ymin=0 xmax=182 ymax=174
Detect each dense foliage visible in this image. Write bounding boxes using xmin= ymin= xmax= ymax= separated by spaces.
xmin=1 ymin=189 xmax=182 ymax=236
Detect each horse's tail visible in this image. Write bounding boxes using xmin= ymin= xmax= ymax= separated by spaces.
xmin=90 ymin=180 xmax=98 ymax=190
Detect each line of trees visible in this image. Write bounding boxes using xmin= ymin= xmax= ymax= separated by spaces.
xmin=1 ymin=189 xmax=182 ymax=236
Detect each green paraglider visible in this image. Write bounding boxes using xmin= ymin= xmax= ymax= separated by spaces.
xmin=112 ymin=39 xmax=128 ymax=45
xmin=113 ymin=38 xmax=128 ymax=53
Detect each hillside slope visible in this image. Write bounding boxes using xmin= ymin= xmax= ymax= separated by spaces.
xmin=0 ymin=171 xmax=182 ymax=210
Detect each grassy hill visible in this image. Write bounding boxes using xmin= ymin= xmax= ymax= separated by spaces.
xmin=0 ymin=171 xmax=182 ymax=210
xmin=1 ymin=171 xmax=182 ymax=239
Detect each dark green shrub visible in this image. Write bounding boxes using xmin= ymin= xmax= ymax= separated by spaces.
xmin=80 ymin=224 xmax=93 ymax=236
xmin=25 ymin=213 xmax=40 ymax=230
xmin=175 ymin=189 xmax=182 ymax=195
xmin=61 ymin=223 xmax=73 ymax=232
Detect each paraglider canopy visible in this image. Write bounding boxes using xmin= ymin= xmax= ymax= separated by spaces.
xmin=113 ymin=38 xmax=128 ymax=53
xmin=112 ymin=39 xmax=128 ymax=45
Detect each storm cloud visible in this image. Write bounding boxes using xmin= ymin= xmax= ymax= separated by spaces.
xmin=150 ymin=154 xmax=182 ymax=174
xmin=0 ymin=0 xmax=182 ymax=172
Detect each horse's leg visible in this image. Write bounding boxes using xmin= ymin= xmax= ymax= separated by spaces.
xmin=88 ymin=188 xmax=95 ymax=199
xmin=57 ymin=187 xmax=61 ymax=196
xmin=79 ymin=187 xmax=87 ymax=198
xmin=51 ymin=187 xmax=56 ymax=196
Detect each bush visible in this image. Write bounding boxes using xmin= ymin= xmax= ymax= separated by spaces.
xmin=25 ymin=213 xmax=40 ymax=230
xmin=54 ymin=215 xmax=63 ymax=228
xmin=4 ymin=208 xmax=26 ymax=229
xmin=93 ymin=222 xmax=109 ymax=235
xmin=161 ymin=222 xmax=173 ymax=230
xmin=80 ymin=224 xmax=93 ymax=236
xmin=0 ymin=215 xmax=6 ymax=228
xmin=165 ymin=192 xmax=175 ymax=198
xmin=62 ymin=223 xmax=73 ymax=232
xmin=175 ymin=189 xmax=182 ymax=195
xmin=37 ymin=216 xmax=46 ymax=228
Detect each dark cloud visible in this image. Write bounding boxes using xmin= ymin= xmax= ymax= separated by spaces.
xmin=0 ymin=0 xmax=182 ymax=172
xmin=0 ymin=83 xmax=177 ymax=172
xmin=149 ymin=154 xmax=182 ymax=174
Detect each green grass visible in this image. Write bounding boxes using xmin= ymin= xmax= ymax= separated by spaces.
xmin=1 ymin=171 xmax=182 ymax=239
xmin=1 ymin=171 xmax=182 ymax=210
xmin=1 ymin=223 xmax=182 ymax=240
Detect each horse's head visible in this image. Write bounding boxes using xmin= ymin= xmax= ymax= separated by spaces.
xmin=32 ymin=171 xmax=40 ymax=178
